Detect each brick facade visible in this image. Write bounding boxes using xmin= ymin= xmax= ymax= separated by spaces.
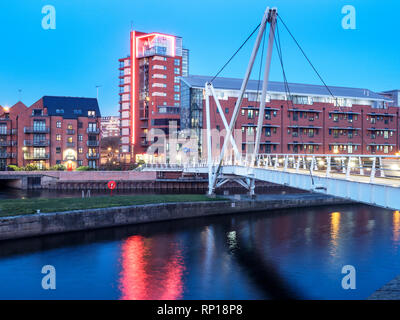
xmin=205 ymin=97 xmax=399 ymax=155
xmin=181 ymin=76 xmax=398 ymax=157
xmin=0 ymin=96 xmax=101 ymax=170
xmin=119 ymin=31 xmax=187 ymax=163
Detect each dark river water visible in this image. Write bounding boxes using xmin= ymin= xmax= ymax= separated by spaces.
xmin=0 ymin=200 xmax=398 ymax=300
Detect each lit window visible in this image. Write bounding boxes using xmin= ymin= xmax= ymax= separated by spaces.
xmin=56 ymin=121 xmax=61 ymax=128
xmin=56 ymin=134 xmax=61 ymax=141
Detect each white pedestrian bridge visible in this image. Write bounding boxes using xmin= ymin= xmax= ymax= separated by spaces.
xmin=142 ymin=154 xmax=400 ymax=211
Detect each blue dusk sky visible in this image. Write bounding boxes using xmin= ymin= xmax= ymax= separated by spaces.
xmin=0 ymin=0 xmax=399 ymax=115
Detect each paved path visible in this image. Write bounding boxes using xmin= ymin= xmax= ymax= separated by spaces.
xmin=368 ymin=275 xmax=400 ymax=300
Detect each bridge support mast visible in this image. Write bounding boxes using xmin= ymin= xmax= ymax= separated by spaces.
xmin=250 ymin=9 xmax=277 ymax=196
xmin=205 ymin=7 xmax=278 ymax=196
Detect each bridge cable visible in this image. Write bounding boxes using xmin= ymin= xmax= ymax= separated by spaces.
xmin=278 ymin=13 xmax=371 ymax=172
xmin=210 ymin=23 xmax=261 ymax=84
xmin=277 ymin=14 xmax=337 ymax=105
xmin=209 ymin=22 xmax=262 ymax=164
xmin=274 ymin=20 xmax=315 ymax=185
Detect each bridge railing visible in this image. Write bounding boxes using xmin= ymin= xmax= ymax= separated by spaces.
xmin=138 ymin=153 xmax=400 ymax=182
xmin=253 ymin=153 xmax=400 ymax=183
xmin=141 ymin=154 xmax=400 ymax=183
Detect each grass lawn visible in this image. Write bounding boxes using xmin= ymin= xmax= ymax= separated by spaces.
xmin=0 ymin=194 xmax=224 ymax=217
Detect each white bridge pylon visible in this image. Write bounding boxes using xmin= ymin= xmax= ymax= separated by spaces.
xmin=205 ymin=7 xmax=278 ymax=196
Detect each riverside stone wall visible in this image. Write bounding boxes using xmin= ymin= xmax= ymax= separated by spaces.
xmin=0 ymin=195 xmax=351 ymax=241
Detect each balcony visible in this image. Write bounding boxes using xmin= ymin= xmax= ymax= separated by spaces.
xmin=157 ymin=106 xmax=180 ymax=115
xmin=140 ymin=112 xmax=149 ymax=120
xmin=24 ymin=127 xmax=50 ymax=134
xmin=87 ymin=140 xmax=99 ymax=147
xmin=86 ymin=153 xmax=100 ymax=160
xmin=87 ymin=128 xmax=100 ymax=134
xmin=0 ymin=129 xmax=11 ymax=135
xmin=67 ymin=129 xmax=75 ymax=135
xmin=24 ymin=140 xmax=49 ymax=147
xmin=0 ymin=153 xmax=15 ymax=159
xmin=0 ymin=141 xmax=17 ymax=147
xmin=24 ymin=153 xmax=50 ymax=160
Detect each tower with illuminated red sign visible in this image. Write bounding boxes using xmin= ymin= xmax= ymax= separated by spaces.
xmin=119 ymin=31 xmax=188 ymax=163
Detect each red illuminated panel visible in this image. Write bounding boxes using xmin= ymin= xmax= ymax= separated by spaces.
xmin=130 ymin=31 xmax=136 ymax=144
xmin=119 ymin=235 xmax=185 ymax=300
xmin=135 ymin=33 xmax=176 ymax=58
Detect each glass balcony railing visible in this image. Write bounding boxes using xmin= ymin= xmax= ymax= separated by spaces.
xmin=24 ymin=140 xmax=49 ymax=147
xmin=0 ymin=153 xmax=15 ymax=159
xmin=87 ymin=141 xmax=99 ymax=147
xmin=24 ymin=127 xmax=49 ymax=133
xmin=0 ymin=129 xmax=11 ymax=135
xmin=0 ymin=141 xmax=17 ymax=147
xmin=24 ymin=153 xmax=50 ymax=160
xmin=87 ymin=128 xmax=100 ymax=134
xmin=86 ymin=153 xmax=99 ymax=159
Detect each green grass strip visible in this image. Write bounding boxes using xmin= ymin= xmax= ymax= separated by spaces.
xmin=0 ymin=194 xmax=224 ymax=217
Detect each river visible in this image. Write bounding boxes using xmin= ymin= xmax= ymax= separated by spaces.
xmin=0 ymin=201 xmax=398 ymax=299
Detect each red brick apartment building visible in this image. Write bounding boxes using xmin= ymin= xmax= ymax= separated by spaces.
xmin=181 ymin=76 xmax=399 ymax=156
xmin=0 ymin=96 xmax=101 ymax=170
xmin=118 ymin=31 xmax=189 ymax=163
xmin=117 ymin=31 xmax=398 ymax=162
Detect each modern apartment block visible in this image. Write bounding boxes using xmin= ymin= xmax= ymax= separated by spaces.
xmin=381 ymin=90 xmax=400 ymax=107
xmin=118 ymin=31 xmax=189 ymax=163
xmin=0 ymin=96 xmax=101 ymax=170
xmin=101 ymin=116 xmax=120 ymax=138
xmin=181 ymin=75 xmax=398 ymax=156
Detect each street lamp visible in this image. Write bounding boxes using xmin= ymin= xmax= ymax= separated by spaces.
xmin=22 ymin=146 xmax=27 ymax=167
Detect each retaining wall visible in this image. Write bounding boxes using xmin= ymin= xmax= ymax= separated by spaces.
xmin=0 ymin=195 xmax=351 ymax=241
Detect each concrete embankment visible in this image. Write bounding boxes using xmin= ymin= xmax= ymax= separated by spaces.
xmin=0 ymin=193 xmax=351 ymax=241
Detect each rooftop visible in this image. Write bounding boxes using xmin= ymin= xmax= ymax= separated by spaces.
xmin=181 ymin=75 xmax=391 ymax=102
xmin=42 ymin=96 xmax=101 ymax=119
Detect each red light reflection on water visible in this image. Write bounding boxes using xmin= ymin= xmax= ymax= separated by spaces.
xmin=118 ymin=235 xmax=185 ymax=300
